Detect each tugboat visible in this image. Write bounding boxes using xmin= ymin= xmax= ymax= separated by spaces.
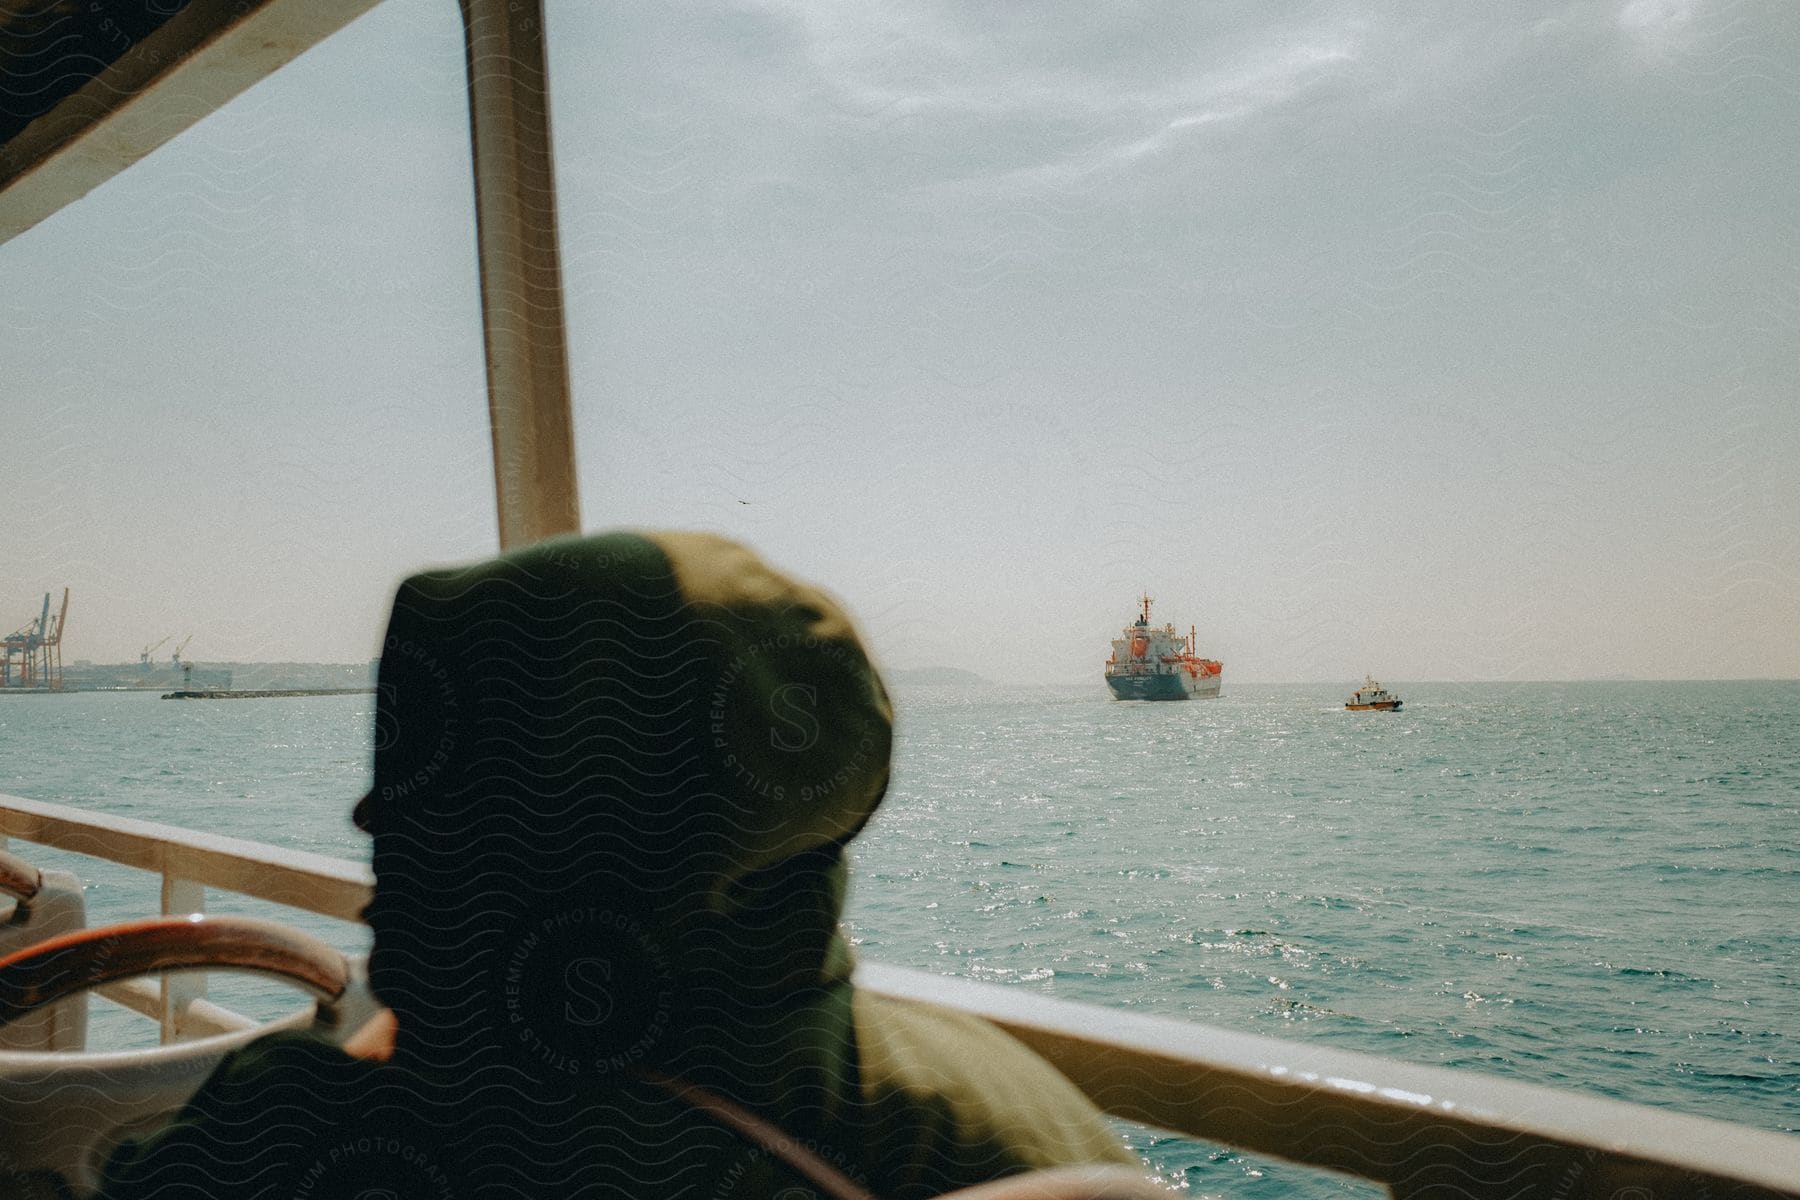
xmin=1345 ymin=676 xmax=1403 ymax=711
xmin=1104 ymin=595 xmax=1223 ymax=700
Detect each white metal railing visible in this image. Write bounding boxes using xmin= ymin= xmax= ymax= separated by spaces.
xmin=2 ymin=793 xmax=1796 ymax=1198
xmin=0 ymin=794 xmax=369 ymax=1041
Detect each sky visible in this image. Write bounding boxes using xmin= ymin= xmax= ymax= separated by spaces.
xmin=2 ymin=0 xmax=1796 ymax=684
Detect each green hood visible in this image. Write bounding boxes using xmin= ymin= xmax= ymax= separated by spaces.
xmin=358 ymin=530 xmax=893 ymax=1082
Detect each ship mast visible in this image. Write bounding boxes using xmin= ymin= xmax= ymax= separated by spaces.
xmin=1139 ymin=592 xmax=1152 ymax=625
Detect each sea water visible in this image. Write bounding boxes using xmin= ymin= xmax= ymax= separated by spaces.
xmin=1 ymin=681 xmax=1795 ymax=1195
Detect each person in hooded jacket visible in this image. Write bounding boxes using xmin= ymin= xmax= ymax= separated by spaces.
xmin=99 ymin=531 xmax=1138 ymax=1200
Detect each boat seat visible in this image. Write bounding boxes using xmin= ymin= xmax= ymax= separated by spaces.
xmin=0 ymin=849 xmax=86 ymax=1053
xmin=0 ymin=958 xmax=377 ymax=1198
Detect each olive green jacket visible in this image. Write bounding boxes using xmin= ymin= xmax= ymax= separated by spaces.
xmin=100 ymin=531 xmax=1131 ymax=1198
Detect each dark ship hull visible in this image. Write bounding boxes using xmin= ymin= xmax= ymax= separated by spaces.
xmin=1104 ymin=672 xmax=1207 ymax=701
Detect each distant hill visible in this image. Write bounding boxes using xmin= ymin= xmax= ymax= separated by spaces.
xmin=216 ymin=662 xmax=379 ymax=691
xmin=886 ymin=666 xmax=991 ymax=687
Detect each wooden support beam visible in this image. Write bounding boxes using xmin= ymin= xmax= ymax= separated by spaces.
xmin=459 ymin=0 xmax=582 ymax=550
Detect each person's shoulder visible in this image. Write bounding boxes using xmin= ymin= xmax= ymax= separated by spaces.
xmin=852 ymin=990 xmax=1133 ymax=1174
xmin=96 ymin=1030 xmax=387 ymax=1198
xmin=184 ymin=1028 xmax=379 ymax=1107
xmin=214 ymin=1027 xmax=366 ymax=1073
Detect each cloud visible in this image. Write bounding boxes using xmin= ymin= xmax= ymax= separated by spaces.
xmin=1119 ymin=41 xmax=1359 ymax=163
xmin=1618 ymin=0 xmax=1700 ymax=35
xmin=745 ymin=2 xmax=1365 ymax=194
xmin=1616 ymin=0 xmax=1703 ymax=55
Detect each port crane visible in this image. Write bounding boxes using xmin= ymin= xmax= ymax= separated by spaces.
xmin=1 ymin=588 xmax=69 ymax=689
xmin=42 ymin=588 xmax=68 ymax=689
xmin=171 ymin=635 xmax=193 ymax=666
xmin=140 ymin=636 xmax=172 ymax=667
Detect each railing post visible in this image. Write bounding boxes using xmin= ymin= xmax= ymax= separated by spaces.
xmin=159 ymin=873 xmax=205 ymax=1043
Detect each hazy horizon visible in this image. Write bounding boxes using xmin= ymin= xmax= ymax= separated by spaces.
xmin=4 ymin=0 xmax=1796 ymax=686
xmin=38 ymin=656 xmax=1800 ymax=690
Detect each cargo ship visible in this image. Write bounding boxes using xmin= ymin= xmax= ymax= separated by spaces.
xmin=1104 ymin=594 xmax=1223 ymax=700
